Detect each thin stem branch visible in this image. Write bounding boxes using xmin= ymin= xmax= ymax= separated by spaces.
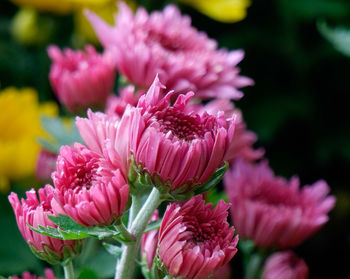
xmin=63 ymin=261 xmax=75 ymax=279
xmin=114 ymin=221 xmax=136 ymax=243
xmin=245 ymin=253 xmax=263 ymax=279
xmin=129 ymin=194 xmax=142 ymax=228
xmin=115 ymin=188 xmax=162 ymax=279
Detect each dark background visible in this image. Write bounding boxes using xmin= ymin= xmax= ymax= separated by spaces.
xmin=0 ymin=0 xmax=349 ymax=278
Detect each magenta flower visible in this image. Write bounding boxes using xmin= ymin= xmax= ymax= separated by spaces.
xmin=185 ymin=99 xmax=264 ymax=163
xmin=224 ymin=160 xmax=336 ymax=249
xmin=8 ymin=186 xmax=79 ymax=264
xmin=141 ymin=210 xmax=159 ymax=269
xmin=262 ymin=251 xmax=309 ymax=279
xmin=212 ymin=264 xmax=232 ymax=279
xmin=12 ymin=269 xmax=57 ymax=279
xmin=35 ymin=149 xmax=57 ymax=182
xmin=86 ymin=3 xmax=253 ymax=100
xmin=51 ymin=143 xmax=129 ymax=227
xmin=78 ymin=77 xmax=235 ymax=193
xmin=48 ymin=45 xmax=116 ymax=113
xmin=158 ymin=196 xmax=238 ymax=279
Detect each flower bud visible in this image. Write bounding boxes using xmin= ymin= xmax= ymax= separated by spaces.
xmin=8 ymin=186 xmax=81 ymax=265
xmin=48 ymin=45 xmax=116 ymax=114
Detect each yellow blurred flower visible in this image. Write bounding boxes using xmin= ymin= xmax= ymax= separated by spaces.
xmin=0 ymin=88 xmax=58 ymax=192
xmin=178 ymin=0 xmax=250 ymax=23
xmin=11 ymin=0 xmax=74 ymax=14
xmin=74 ymin=0 xmax=135 ymax=44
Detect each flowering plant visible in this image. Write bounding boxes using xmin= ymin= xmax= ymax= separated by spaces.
xmin=5 ymin=2 xmax=337 ymax=279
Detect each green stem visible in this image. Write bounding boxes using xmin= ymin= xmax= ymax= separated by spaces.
xmin=129 ymin=194 xmax=142 ymax=228
xmin=63 ymin=261 xmax=75 ymax=279
xmin=245 ymin=253 xmax=263 ymax=279
xmin=115 ymin=188 xmax=162 ymax=279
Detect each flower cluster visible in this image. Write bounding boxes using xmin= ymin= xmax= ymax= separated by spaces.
xmin=7 ymin=2 xmax=336 ymax=279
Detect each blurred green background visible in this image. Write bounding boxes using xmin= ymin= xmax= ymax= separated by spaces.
xmin=0 ymin=0 xmax=350 ymax=278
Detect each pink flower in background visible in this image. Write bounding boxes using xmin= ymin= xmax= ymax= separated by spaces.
xmin=51 ymin=143 xmax=129 ymax=226
xmin=48 ymin=45 xmax=116 ymax=113
xmin=86 ymin=3 xmax=252 ymax=100
xmin=35 ymin=149 xmax=57 ymax=182
xmin=105 ymin=86 xmax=144 ymax=118
xmin=141 ymin=210 xmax=159 ymax=269
xmin=8 ymin=186 xmax=79 ymax=264
xmin=158 ymin=196 xmax=238 ymax=279
xmin=12 ymin=269 xmax=57 ymax=279
xmin=262 ymin=251 xmax=309 ymax=279
xmin=104 ymin=76 xmax=235 ymax=192
xmin=186 ymin=99 xmax=264 ymax=163
xmin=224 ymin=160 xmax=336 ymax=249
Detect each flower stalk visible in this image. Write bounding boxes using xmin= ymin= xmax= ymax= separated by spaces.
xmin=115 ymin=187 xmax=163 ymax=279
xmin=63 ymin=261 xmax=75 ymax=279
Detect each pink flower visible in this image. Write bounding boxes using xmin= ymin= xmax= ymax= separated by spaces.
xmin=12 ymin=269 xmax=57 ymax=279
xmin=141 ymin=210 xmax=159 ymax=269
xmin=77 ymin=77 xmax=235 ymax=193
xmin=224 ymin=160 xmax=336 ymax=249
xmin=8 ymin=186 xmax=79 ymax=264
xmin=262 ymin=251 xmax=309 ymax=279
xmin=51 ymin=143 xmax=129 ymax=227
xmin=86 ymin=3 xmax=253 ymax=100
xmin=158 ymin=196 xmax=238 ymax=279
xmin=48 ymin=45 xmax=116 ymax=113
xmin=185 ymin=99 xmax=264 ymax=163
xmin=35 ymin=149 xmax=57 ymax=182
xmin=105 ymin=86 xmax=144 ymax=118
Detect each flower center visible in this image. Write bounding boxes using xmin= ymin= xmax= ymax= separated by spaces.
xmin=154 ymin=108 xmax=209 ymax=141
xmin=68 ymin=158 xmax=99 ymax=192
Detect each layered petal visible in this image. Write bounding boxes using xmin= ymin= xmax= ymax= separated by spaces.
xmin=86 ymin=3 xmax=252 ymax=99
xmin=158 ymin=196 xmax=238 ymax=279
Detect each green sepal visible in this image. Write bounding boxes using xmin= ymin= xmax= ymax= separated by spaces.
xmin=28 ymin=244 xmax=61 ymax=265
xmin=102 ymin=242 xmax=123 ymax=258
xmin=28 ymin=214 xmax=128 ymax=241
xmin=194 ymin=162 xmax=229 ymax=195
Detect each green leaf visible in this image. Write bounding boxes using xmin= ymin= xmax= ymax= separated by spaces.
xmin=194 ymin=162 xmax=229 ymax=195
xmin=29 ymin=214 xmax=123 ymax=241
xmin=318 ymin=21 xmax=350 ymax=57
xmin=144 ymin=220 xmax=161 ymax=233
xmin=102 ymin=243 xmax=122 ymax=258
xmin=39 ymin=116 xmax=83 ymax=153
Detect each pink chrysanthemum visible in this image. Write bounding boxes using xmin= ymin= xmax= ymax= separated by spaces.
xmin=141 ymin=210 xmax=159 ymax=269
xmin=158 ymin=196 xmax=238 ymax=279
xmin=224 ymin=160 xmax=336 ymax=249
xmin=35 ymin=149 xmax=57 ymax=182
xmin=8 ymin=186 xmax=79 ymax=264
xmin=86 ymin=3 xmax=253 ymax=100
xmin=185 ymin=99 xmax=264 ymax=163
xmin=48 ymin=45 xmax=115 ymax=113
xmin=51 ymin=143 xmax=129 ymax=227
xmin=262 ymin=251 xmax=309 ymax=279
xmin=12 ymin=269 xmax=57 ymax=279
xmin=77 ymin=77 xmax=235 ymax=193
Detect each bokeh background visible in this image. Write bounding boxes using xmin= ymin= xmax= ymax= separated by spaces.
xmin=0 ymin=0 xmax=349 ymax=278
